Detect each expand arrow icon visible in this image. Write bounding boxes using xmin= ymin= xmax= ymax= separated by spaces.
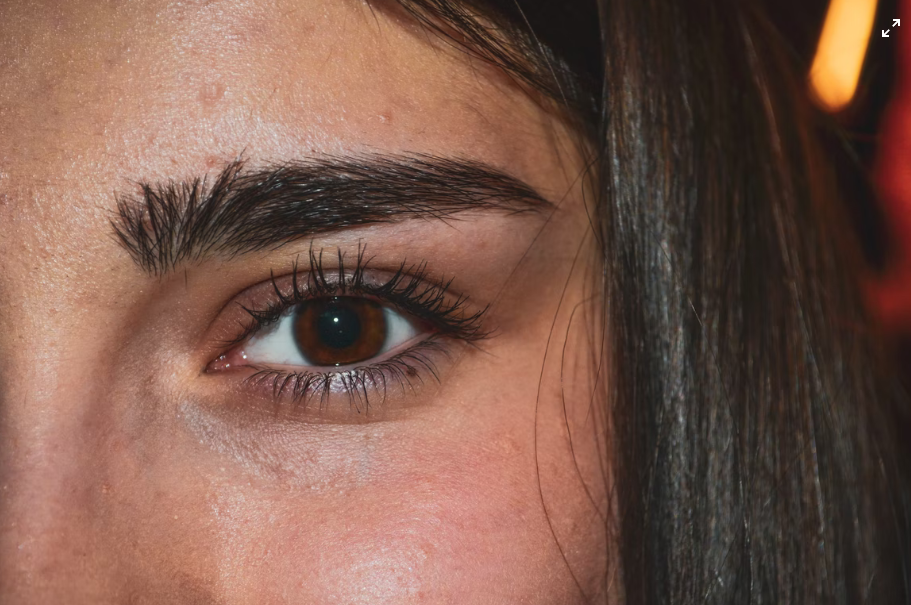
xmin=895 ymin=19 xmax=901 ymax=27
xmin=884 ymin=29 xmax=891 ymax=37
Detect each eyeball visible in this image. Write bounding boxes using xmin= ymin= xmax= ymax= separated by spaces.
xmin=241 ymin=297 xmax=420 ymax=368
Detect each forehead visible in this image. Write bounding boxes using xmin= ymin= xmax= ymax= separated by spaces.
xmin=0 ymin=0 xmax=563 ymax=220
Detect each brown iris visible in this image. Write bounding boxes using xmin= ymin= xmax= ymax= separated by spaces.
xmin=293 ymin=297 xmax=388 ymax=366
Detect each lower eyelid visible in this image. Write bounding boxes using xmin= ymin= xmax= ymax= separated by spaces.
xmin=203 ymin=335 xmax=453 ymax=417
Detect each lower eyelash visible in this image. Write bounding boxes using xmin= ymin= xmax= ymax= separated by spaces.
xmin=241 ymin=337 xmax=448 ymax=413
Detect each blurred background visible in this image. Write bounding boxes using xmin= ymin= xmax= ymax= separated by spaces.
xmin=769 ymin=0 xmax=896 ymax=268
xmin=766 ymin=0 xmax=907 ymax=366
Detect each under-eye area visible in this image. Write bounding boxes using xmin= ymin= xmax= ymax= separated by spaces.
xmin=205 ymin=246 xmax=493 ymax=415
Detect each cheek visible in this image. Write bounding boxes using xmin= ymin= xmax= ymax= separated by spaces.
xmin=89 ymin=384 xmax=600 ymax=604
xmin=199 ymin=435 xmax=585 ymax=604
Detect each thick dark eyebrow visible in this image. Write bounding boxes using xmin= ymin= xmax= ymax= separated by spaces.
xmin=112 ymin=154 xmax=553 ymax=276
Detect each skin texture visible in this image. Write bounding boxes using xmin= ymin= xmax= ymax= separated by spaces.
xmin=0 ymin=0 xmax=609 ymax=603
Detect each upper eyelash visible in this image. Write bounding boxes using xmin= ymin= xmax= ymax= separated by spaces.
xmin=226 ymin=243 xmax=492 ymax=349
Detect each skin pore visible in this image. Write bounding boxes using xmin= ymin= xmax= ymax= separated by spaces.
xmin=0 ymin=0 xmax=608 ymax=603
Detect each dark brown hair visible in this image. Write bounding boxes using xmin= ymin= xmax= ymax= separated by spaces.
xmin=388 ymin=1 xmax=911 ymax=602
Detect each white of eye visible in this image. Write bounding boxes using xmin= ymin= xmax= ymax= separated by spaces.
xmin=241 ymin=303 xmax=419 ymax=368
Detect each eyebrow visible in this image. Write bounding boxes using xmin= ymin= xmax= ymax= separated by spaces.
xmin=112 ymin=154 xmax=554 ymax=276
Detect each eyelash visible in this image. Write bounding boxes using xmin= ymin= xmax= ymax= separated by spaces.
xmin=215 ymin=245 xmax=491 ymax=412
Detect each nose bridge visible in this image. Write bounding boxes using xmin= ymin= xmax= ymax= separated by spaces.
xmin=0 ymin=289 xmax=112 ymax=599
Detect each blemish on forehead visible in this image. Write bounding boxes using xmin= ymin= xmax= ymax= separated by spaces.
xmin=199 ymin=81 xmax=227 ymax=109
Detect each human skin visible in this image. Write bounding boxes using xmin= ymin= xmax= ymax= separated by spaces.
xmin=0 ymin=0 xmax=608 ymax=603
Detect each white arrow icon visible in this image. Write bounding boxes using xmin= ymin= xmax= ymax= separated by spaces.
xmin=884 ymin=29 xmax=891 ymax=37
xmin=895 ymin=19 xmax=901 ymax=27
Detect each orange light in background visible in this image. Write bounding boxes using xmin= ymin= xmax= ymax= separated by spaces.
xmin=810 ymin=0 xmax=878 ymax=112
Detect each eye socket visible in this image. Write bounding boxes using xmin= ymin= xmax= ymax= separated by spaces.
xmin=240 ymin=296 xmax=421 ymax=369
xmin=204 ymin=249 xmax=493 ymax=411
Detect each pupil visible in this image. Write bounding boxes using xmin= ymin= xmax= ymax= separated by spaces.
xmin=315 ymin=300 xmax=362 ymax=350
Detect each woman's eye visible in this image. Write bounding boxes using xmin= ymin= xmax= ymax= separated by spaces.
xmin=241 ymin=297 xmax=421 ymax=368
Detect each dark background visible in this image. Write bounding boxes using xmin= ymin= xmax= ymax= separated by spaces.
xmin=767 ymin=0 xmax=899 ymax=271
xmin=766 ymin=0 xmax=909 ymax=370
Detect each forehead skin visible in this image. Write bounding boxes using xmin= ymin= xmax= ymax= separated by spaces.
xmin=0 ymin=0 xmax=607 ymax=603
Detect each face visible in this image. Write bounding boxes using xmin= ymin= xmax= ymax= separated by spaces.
xmin=0 ymin=1 xmax=609 ymax=603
